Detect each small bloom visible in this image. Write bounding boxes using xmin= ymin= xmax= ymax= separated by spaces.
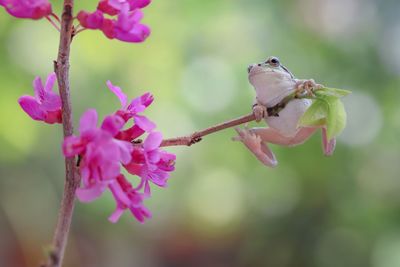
xmin=0 ymin=0 xmax=52 ymax=19
xmin=18 ymin=72 xmax=62 ymax=124
xmin=108 ymin=6 xmax=151 ymax=43
xmin=62 ymin=109 xmax=133 ymax=202
xmin=108 ymin=174 xmax=151 ymax=223
xmin=76 ymin=10 xmax=104 ymax=29
xmin=107 ymin=80 xmax=155 ymax=141
xmin=77 ymin=2 xmax=151 ymax=43
xmin=124 ymin=131 xmax=176 ymax=195
xmin=98 ymin=0 xmax=151 ymax=16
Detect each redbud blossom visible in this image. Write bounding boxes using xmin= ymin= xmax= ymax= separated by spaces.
xmin=18 ymin=73 xmax=62 ymax=124
xmin=124 ymin=131 xmax=176 ymax=196
xmin=108 ymin=174 xmax=151 ymax=223
xmin=98 ymin=0 xmax=151 ymax=16
xmin=77 ymin=1 xmax=151 ymax=43
xmin=63 ymin=109 xmax=133 ymax=203
xmin=0 ymin=0 xmax=52 ymax=19
xmin=61 ymin=81 xmax=176 ymax=223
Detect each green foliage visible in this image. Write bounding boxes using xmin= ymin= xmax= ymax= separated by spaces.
xmin=299 ymin=87 xmax=350 ymax=140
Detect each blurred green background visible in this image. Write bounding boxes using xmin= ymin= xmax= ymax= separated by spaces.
xmin=1 ymin=0 xmax=400 ymax=266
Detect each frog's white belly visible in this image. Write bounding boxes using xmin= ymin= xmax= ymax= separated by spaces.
xmin=265 ymin=99 xmax=312 ymax=137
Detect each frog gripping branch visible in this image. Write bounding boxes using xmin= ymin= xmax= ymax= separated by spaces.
xmin=231 ymin=56 xmax=350 ymax=167
xmin=154 ymin=56 xmax=350 ymax=168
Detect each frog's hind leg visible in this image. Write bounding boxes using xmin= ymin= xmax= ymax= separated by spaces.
xmin=234 ymin=127 xmax=278 ymax=167
xmin=251 ymin=127 xmax=317 ymax=147
xmin=254 ymin=126 xmax=336 ymax=155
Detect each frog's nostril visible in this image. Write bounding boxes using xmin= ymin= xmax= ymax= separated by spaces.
xmin=257 ymin=63 xmax=262 ymax=66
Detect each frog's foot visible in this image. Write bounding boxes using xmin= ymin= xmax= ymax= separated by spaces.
xmin=252 ymin=103 xmax=267 ymax=122
xmin=295 ymin=79 xmax=323 ymax=97
xmin=233 ymin=127 xmax=278 ymax=167
xmin=322 ymin=127 xmax=336 ymax=156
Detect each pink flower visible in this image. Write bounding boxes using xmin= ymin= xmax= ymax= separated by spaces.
xmin=0 ymin=0 xmax=52 ymax=19
xmin=76 ymin=10 xmax=104 ymax=29
xmin=98 ymin=0 xmax=151 ymax=16
xmin=18 ymin=72 xmax=62 ymax=124
xmin=124 ymin=131 xmax=176 ymax=195
xmin=108 ymin=6 xmax=150 ymax=43
xmin=107 ymin=80 xmax=155 ymax=141
xmin=77 ymin=2 xmax=151 ymax=43
xmin=108 ymin=174 xmax=151 ymax=223
xmin=63 ymin=109 xmax=133 ymax=202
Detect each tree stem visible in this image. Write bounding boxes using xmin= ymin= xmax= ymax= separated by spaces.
xmin=156 ymin=92 xmax=303 ymax=147
xmin=42 ymin=1 xmax=79 ymax=267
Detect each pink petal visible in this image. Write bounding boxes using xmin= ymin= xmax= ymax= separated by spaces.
xmin=127 ymin=95 xmax=145 ymax=112
xmin=41 ymin=93 xmax=61 ymax=111
xmin=124 ymin=162 xmax=143 ymax=176
xmin=44 ymin=72 xmax=57 ymax=92
xmin=33 ymin=76 xmax=44 ymax=101
xmin=76 ymin=184 xmax=106 ymax=203
xmin=79 ymin=109 xmax=98 ymax=133
xmin=1 ymin=0 xmax=52 ymax=20
xmin=128 ymin=0 xmax=151 ymax=9
xmin=45 ymin=110 xmax=62 ymax=124
xmin=62 ymin=135 xmax=84 ymax=157
xmin=97 ymin=0 xmax=119 ymax=16
xmin=18 ymin=95 xmax=46 ymax=121
xmin=146 ymin=150 xmax=161 ymax=164
xmin=115 ymin=124 xmax=145 ymax=141
xmin=77 ymin=10 xmax=104 ymax=29
xmin=107 ymin=80 xmax=127 ymax=108
xmin=134 ymin=115 xmax=156 ymax=132
xmin=143 ymin=131 xmax=162 ymax=151
xmin=115 ymin=140 xmax=133 ymax=164
xmin=140 ymin=92 xmax=154 ymax=107
xmin=108 ymin=207 xmax=125 ymax=223
xmin=130 ymin=205 xmax=151 ymax=223
xmin=101 ymin=18 xmax=115 ymax=39
xmin=109 ymin=180 xmax=131 ymax=206
xmin=101 ymin=115 xmax=125 ymax=136
xmin=144 ymin=180 xmax=151 ymax=196
xmin=115 ymin=23 xmax=151 ymax=43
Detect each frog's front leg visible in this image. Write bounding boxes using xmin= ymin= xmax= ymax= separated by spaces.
xmin=295 ymin=79 xmax=323 ymax=97
xmin=252 ymin=98 xmax=267 ymax=122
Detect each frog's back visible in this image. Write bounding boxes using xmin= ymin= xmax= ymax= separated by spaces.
xmin=265 ymin=99 xmax=312 ymax=137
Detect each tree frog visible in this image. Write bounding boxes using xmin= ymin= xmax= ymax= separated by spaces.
xmin=234 ymin=56 xmax=336 ymax=167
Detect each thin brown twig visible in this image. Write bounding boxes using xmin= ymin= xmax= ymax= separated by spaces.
xmin=41 ymin=1 xmax=79 ymax=267
xmin=136 ymin=92 xmax=305 ymax=147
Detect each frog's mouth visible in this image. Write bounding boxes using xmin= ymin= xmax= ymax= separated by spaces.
xmin=248 ymin=65 xmax=279 ymax=78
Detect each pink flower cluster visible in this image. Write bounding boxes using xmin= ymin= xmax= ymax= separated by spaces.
xmin=77 ymin=0 xmax=151 ymax=43
xmin=0 ymin=0 xmax=52 ymax=19
xmin=63 ymin=81 xmax=176 ymax=223
xmin=1 ymin=0 xmax=152 ymax=43
xmin=18 ymin=74 xmax=176 ymax=223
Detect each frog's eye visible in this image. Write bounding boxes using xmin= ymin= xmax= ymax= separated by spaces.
xmin=267 ymin=56 xmax=280 ymax=67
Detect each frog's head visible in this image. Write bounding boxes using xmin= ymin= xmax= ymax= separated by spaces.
xmin=247 ymin=56 xmax=296 ymax=105
xmin=248 ymin=56 xmax=294 ymax=82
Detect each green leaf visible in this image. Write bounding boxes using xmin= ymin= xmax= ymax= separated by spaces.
xmin=299 ymin=99 xmax=328 ymax=127
xmin=299 ymin=95 xmax=347 ymax=139
xmin=324 ymin=96 xmax=347 ymax=140
xmin=315 ymin=87 xmax=352 ymax=98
